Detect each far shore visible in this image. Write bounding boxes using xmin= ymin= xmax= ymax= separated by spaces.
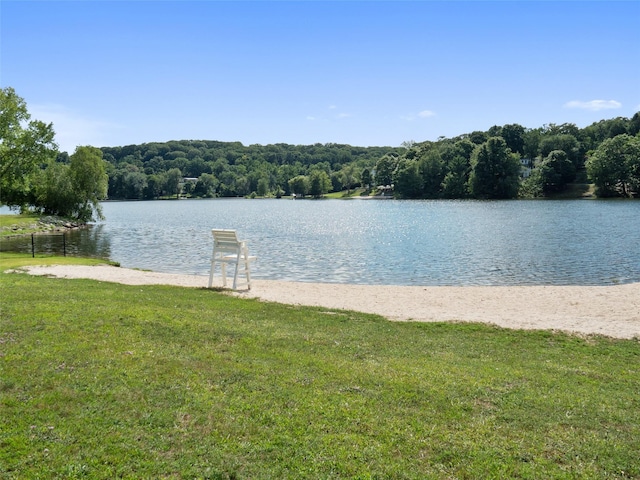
xmin=17 ymin=264 xmax=640 ymax=340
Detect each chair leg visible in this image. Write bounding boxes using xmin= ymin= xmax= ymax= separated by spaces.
xmin=243 ymin=252 xmax=252 ymax=290
xmin=232 ymin=259 xmax=241 ymax=290
xmin=221 ymin=262 xmax=228 ymax=288
xmin=208 ymin=261 xmax=215 ymax=288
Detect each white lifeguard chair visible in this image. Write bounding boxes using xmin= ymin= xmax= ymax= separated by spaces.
xmin=208 ymin=229 xmax=256 ymax=290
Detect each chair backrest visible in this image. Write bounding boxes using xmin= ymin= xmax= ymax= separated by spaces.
xmin=212 ymin=229 xmax=242 ymax=254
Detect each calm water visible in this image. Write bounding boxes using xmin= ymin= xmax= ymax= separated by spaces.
xmin=3 ymin=199 xmax=639 ymax=286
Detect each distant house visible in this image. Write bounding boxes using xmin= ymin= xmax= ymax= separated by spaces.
xmin=520 ymin=158 xmax=532 ymax=178
xmin=179 ymin=177 xmax=199 ymax=196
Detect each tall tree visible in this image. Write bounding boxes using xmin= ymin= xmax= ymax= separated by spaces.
xmin=522 ymin=150 xmax=576 ymax=196
xmin=34 ymin=163 xmax=76 ymax=216
xmin=393 ymin=159 xmax=423 ymax=198
xmin=375 ymin=155 xmax=397 ymax=187
xmin=418 ymin=149 xmax=444 ymax=198
xmin=308 ymin=170 xmax=331 ymax=198
xmin=468 ymin=137 xmax=521 ymax=199
xmin=68 ymin=146 xmax=109 ymax=220
xmin=0 ymin=87 xmax=57 ymax=208
xmin=165 ymin=168 xmax=183 ymax=198
xmin=340 ymin=164 xmax=357 ymax=193
xmin=441 ymin=155 xmax=470 ymax=198
xmin=501 ymin=124 xmax=526 ymax=155
xmin=288 ymin=175 xmax=309 ymax=196
xmin=539 ymin=134 xmax=581 ymax=168
xmin=33 ymin=146 xmax=108 ymax=221
xmin=629 ymin=112 xmax=640 ymax=136
xmin=586 ymin=134 xmax=639 ymax=197
xmin=361 ymin=167 xmax=372 ymax=189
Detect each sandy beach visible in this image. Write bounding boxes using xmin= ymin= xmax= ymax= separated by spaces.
xmin=17 ymin=264 xmax=640 ymax=339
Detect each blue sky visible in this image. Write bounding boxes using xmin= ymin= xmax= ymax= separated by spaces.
xmin=2 ymin=1 xmax=639 ymax=153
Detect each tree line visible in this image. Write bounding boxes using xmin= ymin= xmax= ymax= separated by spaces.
xmin=101 ymin=141 xmax=402 ymax=200
xmin=2 ymin=86 xmax=639 ymax=223
xmin=383 ymin=118 xmax=639 ymax=199
xmin=101 ymin=115 xmax=640 ymax=200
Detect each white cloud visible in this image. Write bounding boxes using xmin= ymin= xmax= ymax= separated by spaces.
xmin=30 ymin=103 xmax=122 ymax=153
xmin=401 ymin=109 xmax=437 ymax=121
xmin=306 ymin=116 xmax=316 ymax=121
xmin=328 ymin=105 xmax=337 ymax=110
xmin=337 ymin=112 xmax=352 ymax=118
xmin=563 ymin=100 xmax=621 ymax=111
xmin=418 ymin=110 xmax=436 ymax=118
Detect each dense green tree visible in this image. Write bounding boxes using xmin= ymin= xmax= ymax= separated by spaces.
xmin=501 ymin=124 xmax=526 ymax=155
xmin=361 ymin=167 xmax=372 ymax=189
xmin=34 ymin=163 xmax=76 ymax=216
xmin=165 ymin=168 xmax=183 ymax=198
xmin=627 ymin=136 xmax=640 ymax=195
xmin=453 ymin=139 xmax=476 ymax=161
xmin=234 ymin=175 xmax=250 ymax=196
xmin=330 ymin=172 xmax=344 ymax=192
xmin=487 ymin=125 xmax=502 ymax=138
xmin=256 ymin=177 xmax=270 ymax=197
xmin=340 ymin=164 xmax=358 ymax=193
xmin=441 ymin=155 xmax=470 ymax=198
xmin=192 ymin=173 xmax=218 ymax=198
xmin=375 ymin=155 xmax=397 ymax=186
xmin=308 ymin=170 xmax=331 ymax=198
xmin=182 ymin=181 xmax=195 ymax=196
xmin=145 ymin=174 xmax=165 ymax=199
xmin=289 ymin=175 xmax=309 ymax=196
xmin=468 ymin=131 xmax=488 ymax=145
xmin=418 ymin=149 xmax=445 ymax=198
xmin=186 ymin=157 xmax=209 ymax=177
xmin=393 ymin=159 xmax=422 ymax=198
xmin=523 ymin=128 xmax=542 ymax=161
xmin=629 ymin=112 xmax=640 ymax=136
xmin=586 ymin=134 xmax=640 ymax=197
xmin=605 ymin=117 xmax=629 ymax=138
xmin=539 ymin=134 xmax=581 ymax=168
xmin=33 ymin=146 xmax=107 ymax=221
xmin=545 ymin=150 xmax=576 ymax=185
xmin=522 ymin=150 xmax=576 ymax=197
xmin=68 ymin=146 xmax=109 ymax=220
xmin=468 ymin=137 xmax=520 ymax=199
xmin=123 ymin=171 xmax=148 ymax=199
xmin=0 ymin=87 xmax=57 ymax=208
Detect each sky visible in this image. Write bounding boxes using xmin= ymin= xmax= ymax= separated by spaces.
xmin=2 ymin=1 xmax=639 ymax=153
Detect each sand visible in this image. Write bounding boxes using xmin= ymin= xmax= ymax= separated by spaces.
xmin=16 ymin=264 xmax=640 ymax=339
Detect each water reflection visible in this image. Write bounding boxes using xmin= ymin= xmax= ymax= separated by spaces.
xmin=0 ymin=225 xmax=111 ymax=259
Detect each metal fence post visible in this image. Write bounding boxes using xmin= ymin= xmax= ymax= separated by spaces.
xmin=32 ymin=234 xmax=35 ymax=258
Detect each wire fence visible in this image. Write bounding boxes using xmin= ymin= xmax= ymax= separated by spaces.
xmin=1 ymin=232 xmax=70 ymax=257
xmin=29 ymin=232 xmax=67 ymax=257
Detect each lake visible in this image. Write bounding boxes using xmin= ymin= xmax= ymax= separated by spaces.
xmin=3 ymin=198 xmax=639 ymax=286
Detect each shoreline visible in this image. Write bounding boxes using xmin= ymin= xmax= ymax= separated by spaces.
xmin=15 ymin=264 xmax=640 ymax=340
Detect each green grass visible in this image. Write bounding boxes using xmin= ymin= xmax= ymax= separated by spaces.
xmin=0 ymin=253 xmax=113 ymax=270
xmin=0 ymin=214 xmax=42 ymax=236
xmin=324 ymin=188 xmax=372 ymax=199
xmin=1 ymin=256 xmax=639 ymax=478
xmin=0 ymin=214 xmax=79 ymax=237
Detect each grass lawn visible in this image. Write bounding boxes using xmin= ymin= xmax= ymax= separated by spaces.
xmin=0 ymin=214 xmax=80 ymax=237
xmin=324 ymin=188 xmax=372 ymax=199
xmin=1 ymin=254 xmax=638 ymax=478
xmin=0 ymin=214 xmax=42 ymax=236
